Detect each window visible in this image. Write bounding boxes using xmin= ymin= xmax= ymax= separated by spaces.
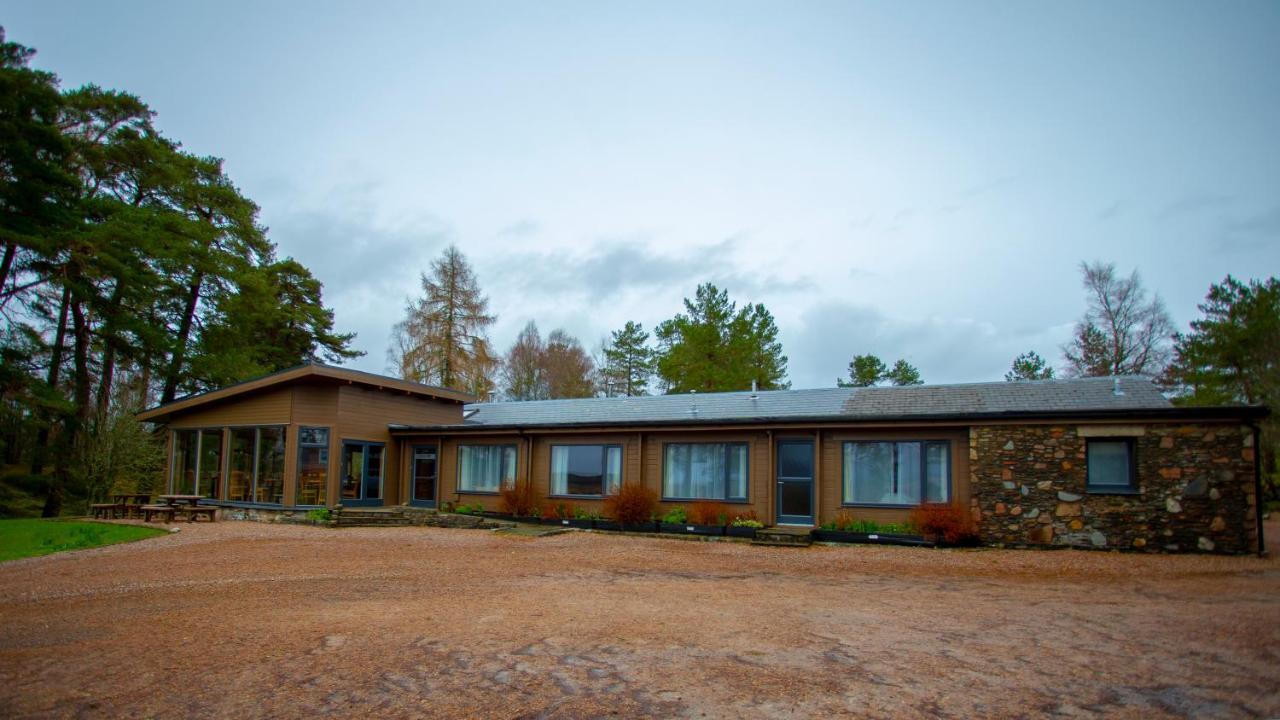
xmin=458 ymin=445 xmax=517 ymax=493
xmin=1086 ymin=439 xmax=1136 ymax=493
xmin=256 ymin=427 xmax=286 ymax=504
xmin=843 ymin=441 xmax=950 ymax=506
xmin=171 ymin=429 xmax=223 ymax=498
xmin=341 ymin=441 xmax=384 ymax=502
xmin=224 ymin=426 xmax=287 ymax=504
xmin=297 ymin=427 xmax=329 ymax=506
xmin=550 ymin=445 xmax=622 ymax=497
xmin=662 ymin=443 xmax=748 ymax=501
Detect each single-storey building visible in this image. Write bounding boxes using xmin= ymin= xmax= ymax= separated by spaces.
xmin=137 ymin=363 xmax=1267 ymax=554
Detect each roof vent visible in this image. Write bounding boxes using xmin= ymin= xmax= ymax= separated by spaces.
xmin=689 ymin=390 xmax=698 ymax=417
xmin=1112 ymin=377 xmax=1124 ymax=396
xmin=750 ymin=380 xmax=758 ymax=400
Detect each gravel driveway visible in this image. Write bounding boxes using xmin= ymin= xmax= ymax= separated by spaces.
xmin=1 ymin=519 xmax=1277 ymax=719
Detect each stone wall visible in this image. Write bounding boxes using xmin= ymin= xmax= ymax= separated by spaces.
xmin=969 ymin=422 xmax=1258 ymax=554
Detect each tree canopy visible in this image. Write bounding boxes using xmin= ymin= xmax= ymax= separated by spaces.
xmin=1063 ymin=261 xmax=1172 ymax=377
xmin=1005 ymin=351 xmax=1055 ymax=381
xmin=654 ymin=283 xmax=788 ymax=393
xmin=837 ymin=354 xmax=922 ymax=387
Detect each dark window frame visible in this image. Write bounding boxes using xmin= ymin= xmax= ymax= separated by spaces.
xmin=295 ymin=426 xmax=330 ymax=507
xmin=216 ymin=424 xmax=288 ymax=506
xmin=410 ymin=443 xmax=439 ymax=506
xmin=1085 ymin=438 xmax=1138 ymax=495
xmin=340 ymin=439 xmax=386 ymax=502
xmin=548 ymin=443 xmax=624 ymax=498
xmin=456 ymin=443 xmax=519 ymax=496
xmin=661 ymin=441 xmax=751 ymax=503
xmin=840 ymin=440 xmax=952 ymax=508
xmin=170 ymin=427 xmax=226 ymax=499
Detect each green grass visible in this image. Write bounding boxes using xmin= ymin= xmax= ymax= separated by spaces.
xmin=0 ymin=519 xmax=168 ymax=562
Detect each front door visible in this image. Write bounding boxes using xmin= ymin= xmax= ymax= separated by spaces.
xmin=340 ymin=441 xmax=384 ymax=507
xmin=776 ymin=439 xmax=814 ymax=525
xmin=410 ymin=444 xmax=437 ymax=507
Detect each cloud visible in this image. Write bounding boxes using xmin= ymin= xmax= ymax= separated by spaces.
xmin=784 ymin=300 xmax=1067 ymax=389
xmin=1158 ymin=192 xmax=1235 ymax=219
xmin=486 ymin=234 xmax=814 ymax=303
xmin=498 ymin=220 xmax=540 ymax=237
xmin=1096 ymin=200 xmax=1125 ymax=221
xmin=960 ymin=173 xmax=1019 ymax=198
xmin=1219 ymin=204 xmax=1280 ymax=251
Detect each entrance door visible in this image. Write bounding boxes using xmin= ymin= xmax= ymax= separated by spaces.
xmin=340 ymin=441 xmax=384 ymax=507
xmin=776 ymin=439 xmax=814 ymax=525
xmin=411 ymin=444 xmax=438 ymax=507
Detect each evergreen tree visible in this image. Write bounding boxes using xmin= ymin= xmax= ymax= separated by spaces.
xmin=885 ymin=359 xmax=923 ymax=386
xmin=1005 ymin=351 xmax=1055 ymax=381
xmin=654 ymin=283 xmax=788 ymax=393
xmin=838 ymin=354 xmax=888 ymax=387
xmin=391 ymin=245 xmax=498 ymax=397
xmin=599 ymin=321 xmax=654 ymax=396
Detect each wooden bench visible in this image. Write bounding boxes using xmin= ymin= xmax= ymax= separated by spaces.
xmin=141 ymin=505 xmax=176 ymax=523
xmin=176 ymin=506 xmax=217 ymax=522
xmin=91 ymin=503 xmax=122 ymax=519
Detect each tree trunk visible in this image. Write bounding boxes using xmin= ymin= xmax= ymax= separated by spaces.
xmin=161 ymin=272 xmax=203 ymax=404
xmin=96 ymin=281 xmax=126 ymax=418
xmin=0 ymin=242 xmax=15 ymax=295
xmin=30 ymin=284 xmax=71 ymax=476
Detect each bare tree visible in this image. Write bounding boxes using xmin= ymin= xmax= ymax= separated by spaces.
xmin=500 ymin=321 xmax=547 ymax=401
xmin=1062 ymin=261 xmax=1173 ymax=377
xmin=389 ymin=245 xmax=497 ymax=397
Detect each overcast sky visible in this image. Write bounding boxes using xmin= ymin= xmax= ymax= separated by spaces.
xmin=9 ymin=2 xmax=1279 ymax=388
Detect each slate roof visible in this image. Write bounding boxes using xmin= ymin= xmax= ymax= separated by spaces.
xmin=395 ymin=376 xmax=1203 ymax=432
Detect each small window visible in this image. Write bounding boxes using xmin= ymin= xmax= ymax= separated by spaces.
xmin=662 ymin=443 xmax=749 ymax=501
xmin=550 ymin=445 xmax=622 ymax=497
xmin=1086 ymin=439 xmax=1136 ymax=493
xmin=458 ymin=444 xmax=518 ymax=493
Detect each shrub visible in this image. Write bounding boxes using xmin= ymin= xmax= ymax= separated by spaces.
xmin=542 ymin=502 xmax=577 ymax=520
xmin=660 ymin=506 xmax=687 ymax=524
xmin=731 ymin=510 xmax=763 ymax=528
xmin=573 ymin=506 xmax=601 ymax=520
xmin=908 ymin=503 xmax=980 ymax=545
xmin=603 ymin=483 xmax=658 ymax=524
xmin=499 ymin=482 xmax=537 ymax=516
xmin=305 ymin=508 xmax=331 ymax=524
xmin=688 ymin=500 xmax=728 ymax=526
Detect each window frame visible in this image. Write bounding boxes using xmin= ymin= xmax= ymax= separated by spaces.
xmin=1085 ymin=438 xmax=1138 ymax=495
xmin=840 ymin=439 xmax=952 ymax=508
xmin=456 ymin=443 xmax=519 ymax=495
xmin=660 ymin=441 xmax=751 ymax=503
xmin=547 ymin=443 xmax=624 ymax=499
xmin=169 ymin=427 xmax=225 ymax=499
xmin=295 ymin=426 xmax=330 ymax=507
xmin=340 ymin=439 xmax=385 ymax=503
xmin=212 ymin=424 xmax=288 ymax=507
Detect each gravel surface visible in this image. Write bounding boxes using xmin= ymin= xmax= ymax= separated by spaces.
xmin=1 ymin=519 xmax=1278 ymax=719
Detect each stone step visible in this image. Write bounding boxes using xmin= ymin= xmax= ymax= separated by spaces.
xmin=752 ymin=526 xmax=814 ymax=547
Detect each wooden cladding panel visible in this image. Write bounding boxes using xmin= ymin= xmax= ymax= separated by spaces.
xmin=168 ymin=389 xmax=291 ymax=428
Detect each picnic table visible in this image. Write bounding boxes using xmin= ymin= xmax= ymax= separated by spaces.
xmin=113 ymin=493 xmax=152 ymax=505
xmin=156 ymin=495 xmax=217 ymax=522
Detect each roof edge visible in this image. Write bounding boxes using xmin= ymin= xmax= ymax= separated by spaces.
xmin=388 ymin=404 xmax=1268 ymax=433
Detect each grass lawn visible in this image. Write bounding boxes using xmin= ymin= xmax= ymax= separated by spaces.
xmin=0 ymin=519 xmax=167 ymax=562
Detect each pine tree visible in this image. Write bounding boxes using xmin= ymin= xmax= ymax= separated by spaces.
xmin=600 ymin=321 xmax=654 ymax=396
xmin=1005 ymin=351 xmax=1055 ymax=381
xmin=837 ymin=354 xmax=923 ymax=387
xmin=655 ymin=283 xmax=789 ymax=393
xmin=391 ymin=245 xmax=498 ymax=397
xmin=885 ymin=359 xmax=923 ymax=386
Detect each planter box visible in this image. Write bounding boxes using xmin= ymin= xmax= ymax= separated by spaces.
xmin=544 ymin=518 xmax=593 ymax=528
xmin=592 ymin=520 xmax=621 ymax=531
xmin=661 ymin=523 xmax=723 ymax=536
xmin=618 ymin=521 xmax=659 ymax=533
xmin=514 ymin=515 xmax=541 ymax=524
xmin=483 ymin=511 xmax=514 ymax=521
xmin=726 ymin=525 xmax=760 ymax=539
xmin=812 ymin=529 xmax=933 ymax=547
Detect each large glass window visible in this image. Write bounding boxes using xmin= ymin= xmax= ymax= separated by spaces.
xmin=1087 ymin=439 xmax=1135 ymax=493
xmin=297 ymin=427 xmax=329 ymax=506
xmin=171 ymin=429 xmax=223 ymax=497
xmin=341 ymin=441 xmax=384 ymax=502
xmin=255 ymin=427 xmax=286 ymax=504
xmin=843 ymin=441 xmax=950 ymax=506
xmin=198 ymin=429 xmax=223 ymax=498
xmin=172 ymin=430 xmax=198 ymax=495
xmin=458 ymin=445 xmax=517 ymax=493
xmin=228 ymin=429 xmax=255 ymax=501
xmin=550 ymin=445 xmax=622 ymax=496
xmin=662 ymin=443 xmax=749 ymax=501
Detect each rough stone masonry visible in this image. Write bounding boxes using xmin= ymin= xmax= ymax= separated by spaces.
xmin=969 ymin=422 xmax=1258 ymax=554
